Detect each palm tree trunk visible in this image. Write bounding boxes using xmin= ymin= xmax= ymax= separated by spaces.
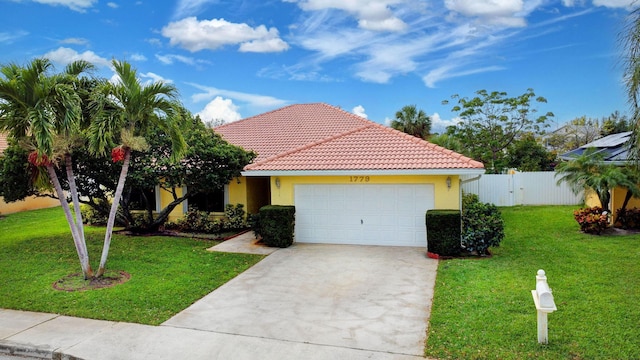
xmin=65 ymin=154 xmax=85 ymax=244
xmin=45 ymin=164 xmax=93 ymax=279
xmin=97 ymin=148 xmax=130 ymax=277
xmin=614 ymin=190 xmax=634 ymax=224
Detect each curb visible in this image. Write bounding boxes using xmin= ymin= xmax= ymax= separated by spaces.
xmin=0 ymin=340 xmax=85 ymax=360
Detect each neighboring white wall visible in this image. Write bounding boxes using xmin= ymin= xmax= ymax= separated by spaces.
xmin=462 ymin=172 xmax=582 ymax=206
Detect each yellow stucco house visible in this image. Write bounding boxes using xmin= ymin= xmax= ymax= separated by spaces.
xmin=164 ymin=103 xmax=485 ymax=247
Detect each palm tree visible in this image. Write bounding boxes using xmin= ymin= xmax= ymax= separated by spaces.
xmin=390 ymin=105 xmax=431 ymax=140
xmin=623 ymin=6 xmax=640 ymax=161
xmin=90 ymin=59 xmax=186 ymax=277
xmin=555 ymin=150 xmax=628 ymax=212
xmin=0 ymin=58 xmax=95 ymax=278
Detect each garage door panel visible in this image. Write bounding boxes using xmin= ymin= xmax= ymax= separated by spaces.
xmin=294 ymin=184 xmax=434 ymax=246
xmin=413 ymin=215 xmax=427 ymax=227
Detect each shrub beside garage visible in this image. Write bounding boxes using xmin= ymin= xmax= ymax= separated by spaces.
xmin=255 ymin=205 xmax=296 ymax=248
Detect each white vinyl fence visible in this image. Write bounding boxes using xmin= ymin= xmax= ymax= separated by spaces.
xmin=461 ymin=172 xmax=583 ymax=207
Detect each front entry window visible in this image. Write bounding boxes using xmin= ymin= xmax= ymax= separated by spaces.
xmin=188 ymin=188 xmax=225 ymax=212
xmin=128 ymin=187 xmax=157 ymax=211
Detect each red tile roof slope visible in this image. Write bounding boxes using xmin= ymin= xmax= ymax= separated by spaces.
xmin=215 ymin=103 xmax=483 ymax=171
xmin=215 ymin=103 xmax=369 ymax=163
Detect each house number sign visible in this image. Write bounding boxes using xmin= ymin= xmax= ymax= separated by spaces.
xmin=349 ymin=176 xmax=370 ymax=182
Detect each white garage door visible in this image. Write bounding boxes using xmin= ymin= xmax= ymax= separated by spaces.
xmin=294 ymin=184 xmax=434 ymax=247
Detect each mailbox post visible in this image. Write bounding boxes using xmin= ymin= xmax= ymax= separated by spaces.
xmin=531 ymin=269 xmax=557 ymax=344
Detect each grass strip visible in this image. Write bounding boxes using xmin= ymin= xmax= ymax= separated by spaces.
xmin=0 ymin=207 xmax=264 ymax=325
xmin=426 ymin=205 xmax=639 ymax=360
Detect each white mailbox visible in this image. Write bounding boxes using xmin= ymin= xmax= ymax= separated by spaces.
xmin=531 ymin=269 xmax=557 ymax=344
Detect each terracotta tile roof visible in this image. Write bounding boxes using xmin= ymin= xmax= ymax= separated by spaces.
xmin=215 ymin=103 xmax=369 ymax=163
xmin=215 ymin=103 xmax=483 ymax=172
xmin=0 ymin=132 xmax=8 ymax=156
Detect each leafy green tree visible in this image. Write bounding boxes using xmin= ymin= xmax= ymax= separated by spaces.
xmin=124 ymin=113 xmax=255 ymax=232
xmin=89 ymin=59 xmax=187 ymax=277
xmin=600 ymin=111 xmax=631 ymax=137
xmin=506 ymin=133 xmax=556 ymax=171
xmin=428 ymin=133 xmax=463 ymax=153
xmin=0 ymin=143 xmax=34 ymax=202
xmin=443 ymin=89 xmax=553 ymax=173
xmin=0 ymin=58 xmax=95 ymax=278
xmin=390 ymin=105 xmax=431 ymax=139
xmin=0 ymin=114 xmax=254 ymax=233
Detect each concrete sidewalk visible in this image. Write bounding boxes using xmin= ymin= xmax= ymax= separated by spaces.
xmin=0 ymin=309 xmax=424 ymax=359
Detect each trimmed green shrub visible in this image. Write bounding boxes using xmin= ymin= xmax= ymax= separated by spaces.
xmin=165 ymin=209 xmax=223 ymax=233
xmin=165 ymin=204 xmax=249 ymax=234
xmin=81 ymin=203 xmax=108 ymax=226
xmin=574 ymin=206 xmax=609 ymax=234
xmin=224 ymin=204 xmax=247 ymax=230
xmin=461 ymin=194 xmax=504 ymax=255
xmin=426 ymin=210 xmax=461 ymax=256
xmin=248 ymin=213 xmax=261 ymax=239
xmin=462 ymin=192 xmax=480 ymax=209
xmin=259 ymin=205 xmax=295 ymax=248
xmin=81 ymin=201 xmax=126 ymax=227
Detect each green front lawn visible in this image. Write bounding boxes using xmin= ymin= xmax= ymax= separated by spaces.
xmin=426 ymin=205 xmax=640 ymax=360
xmin=0 ymin=207 xmax=264 ymax=325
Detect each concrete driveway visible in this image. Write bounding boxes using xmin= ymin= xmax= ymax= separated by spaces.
xmin=162 ymin=243 xmax=438 ymax=357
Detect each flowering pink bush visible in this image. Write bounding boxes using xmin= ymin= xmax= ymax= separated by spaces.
xmin=573 ymin=207 xmax=609 ymax=234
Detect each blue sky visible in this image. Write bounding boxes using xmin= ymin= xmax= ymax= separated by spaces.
xmin=0 ymin=0 xmax=636 ymax=133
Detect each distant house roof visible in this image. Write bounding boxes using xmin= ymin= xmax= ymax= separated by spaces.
xmin=215 ymin=103 xmax=484 ymax=174
xmin=560 ymin=131 xmax=633 ymax=164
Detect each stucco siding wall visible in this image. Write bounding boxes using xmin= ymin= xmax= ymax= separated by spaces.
xmin=269 ymin=175 xmax=458 ymax=210
xmin=228 ymin=179 xmax=247 ymax=207
xmin=159 ymin=186 xmax=185 ymax=222
xmin=612 ymin=186 xmax=640 ymax=211
xmin=0 ymin=196 xmax=60 ymax=215
xmin=584 ymin=188 xmax=601 ymax=208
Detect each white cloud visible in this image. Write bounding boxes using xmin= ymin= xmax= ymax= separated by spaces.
xmin=146 ymin=38 xmax=163 ymax=47
xmin=429 ymin=113 xmax=459 ymax=133
xmin=60 ymin=37 xmax=89 ymax=45
xmin=130 ymin=53 xmax=147 ymax=61
xmin=197 ymin=96 xmax=242 ymax=123
xmin=107 ymin=2 xmax=118 ymax=8
xmin=173 ymin=0 xmax=218 ymax=19
xmin=140 ymin=72 xmax=172 ymax=84
xmin=42 ymin=47 xmax=111 ymax=68
xmin=289 ymin=0 xmax=408 ymax=32
xmin=423 ymin=65 xmax=504 ymax=88
xmin=444 ymin=0 xmax=528 ymax=28
xmin=155 ymin=54 xmax=212 ymax=70
xmin=29 ymin=0 xmax=96 ymax=12
xmin=592 ymin=0 xmax=636 ymax=8
xmin=156 ymin=53 xmax=196 ymax=65
xmin=239 ymin=36 xmax=290 ymax=53
xmin=284 ymin=0 xmax=593 ymax=88
xmin=189 ymin=83 xmax=289 ymax=108
xmin=161 ymin=17 xmax=289 ymax=53
xmin=352 ymin=105 xmax=368 ymax=118
xmin=0 ymin=30 xmax=29 ymax=44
